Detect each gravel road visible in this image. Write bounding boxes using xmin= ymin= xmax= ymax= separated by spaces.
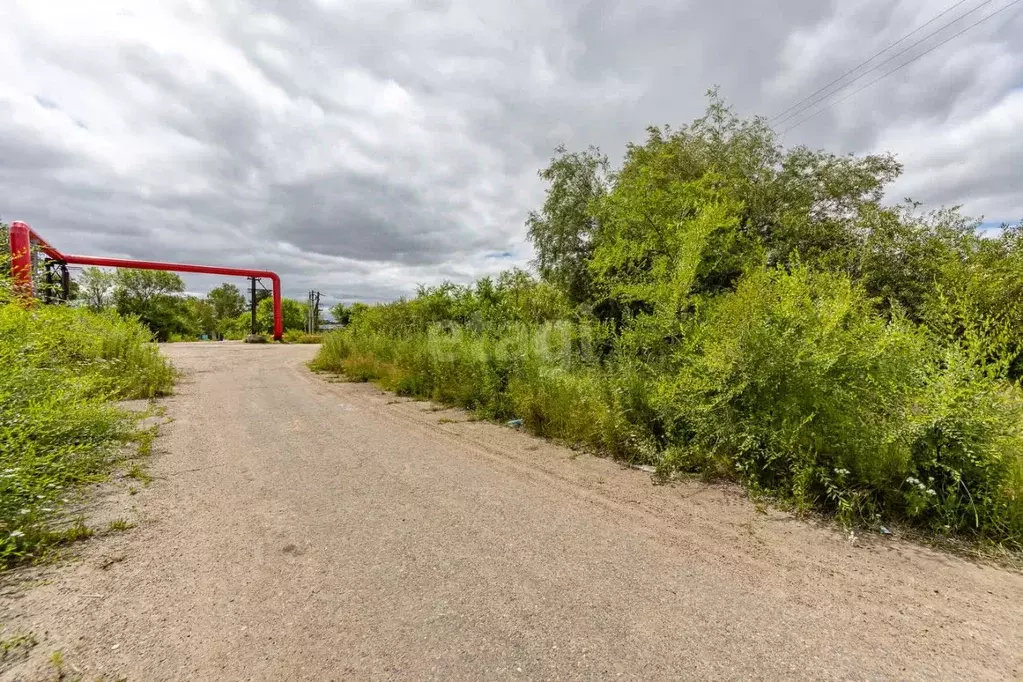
xmin=2 ymin=343 xmax=1021 ymax=680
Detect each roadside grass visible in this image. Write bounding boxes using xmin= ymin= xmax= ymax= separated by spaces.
xmin=0 ymin=287 xmax=175 ymax=570
xmin=283 ymin=330 xmax=323 ymax=344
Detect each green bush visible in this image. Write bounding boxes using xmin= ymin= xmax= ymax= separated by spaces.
xmin=659 ymin=266 xmax=1022 ymax=537
xmin=0 ymin=285 xmax=175 ymax=567
xmin=658 ymin=267 xmax=928 ymax=484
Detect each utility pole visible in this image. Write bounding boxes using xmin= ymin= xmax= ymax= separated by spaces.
xmin=250 ymin=277 xmax=257 ymax=335
xmin=314 ymin=291 xmax=320 ymax=332
xmin=306 ymin=290 xmax=322 ymax=333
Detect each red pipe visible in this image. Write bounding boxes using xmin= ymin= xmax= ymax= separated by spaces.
xmin=6 ymin=222 xmax=284 ymax=340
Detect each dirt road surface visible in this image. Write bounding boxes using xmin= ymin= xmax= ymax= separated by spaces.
xmin=2 ymin=343 xmax=1021 ymax=680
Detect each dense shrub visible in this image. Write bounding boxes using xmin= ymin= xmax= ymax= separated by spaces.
xmin=660 ymin=267 xmax=1022 ymax=537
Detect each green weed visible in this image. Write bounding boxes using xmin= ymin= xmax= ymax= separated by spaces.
xmin=0 ymin=259 xmax=175 ymax=569
xmin=134 ymin=426 xmax=158 ymax=458
xmin=125 ymin=463 xmax=152 ymax=486
xmin=0 ymin=630 xmax=38 ymax=662
xmin=106 ymin=519 xmax=135 ymax=533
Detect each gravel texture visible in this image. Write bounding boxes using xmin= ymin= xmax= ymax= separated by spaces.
xmin=1 ymin=342 xmax=1020 ymax=680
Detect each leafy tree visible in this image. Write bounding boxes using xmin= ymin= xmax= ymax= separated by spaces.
xmin=78 ymin=267 xmax=115 ymax=311
xmin=113 ymin=269 xmax=189 ymax=340
xmin=493 ymin=268 xmax=571 ymax=324
xmin=204 ymin=282 xmax=248 ymax=338
xmin=330 ymin=303 xmax=353 ymax=326
xmin=614 ymin=91 xmax=900 ymax=270
xmin=591 ymin=169 xmax=749 ymax=320
xmin=348 ymin=302 xmax=370 ymax=325
xmin=850 ymin=203 xmax=980 ymax=317
xmin=526 ymin=146 xmax=610 ymax=303
xmin=255 ymin=296 xmax=305 ymax=334
xmin=919 ymin=221 xmax=1023 ymax=380
xmin=227 ymin=310 xmax=255 ymax=339
xmin=766 ymin=144 xmax=901 ymax=268
xmin=185 ymin=297 xmax=218 ymax=338
xmin=206 ymin=283 xmax=246 ymax=321
xmin=114 ymin=269 xmax=184 ymax=305
xmin=530 ymin=90 xmax=903 ymax=309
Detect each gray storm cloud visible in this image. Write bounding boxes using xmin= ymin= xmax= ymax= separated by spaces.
xmin=1 ymin=0 xmax=1019 ymax=304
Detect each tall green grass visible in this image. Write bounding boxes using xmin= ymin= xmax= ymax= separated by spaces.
xmin=314 ymin=267 xmax=1023 ymax=548
xmin=0 ymin=285 xmax=175 ymax=567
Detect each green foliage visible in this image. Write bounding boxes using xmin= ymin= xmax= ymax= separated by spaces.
xmin=526 ymin=146 xmax=610 ymax=302
xmin=255 ymin=296 xmax=306 ymax=334
xmin=658 ymin=266 xmax=1020 ymax=536
xmin=206 ymin=283 xmax=246 ymax=320
xmin=113 ymin=269 xmax=185 ymax=305
xmin=282 ymin=330 xmax=323 ymax=344
xmin=0 ymin=262 xmax=174 ymax=568
xmin=591 ymin=172 xmax=748 ymax=316
xmin=628 ymin=90 xmax=901 ymax=275
xmin=922 ymin=223 xmax=1023 ymax=380
xmin=78 ymin=267 xmax=115 ymax=311
xmin=330 ymin=303 xmax=353 ymax=326
xmin=112 ymin=269 xmax=191 ymax=341
xmin=203 ymin=283 xmax=247 ymax=339
xmin=313 ymin=93 xmax=1023 ymax=548
xmin=185 ymin=297 xmax=217 ymax=338
xmin=223 ymin=310 xmax=254 ymax=340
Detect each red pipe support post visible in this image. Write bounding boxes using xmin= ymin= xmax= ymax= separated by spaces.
xmin=8 ymin=221 xmax=33 ymax=298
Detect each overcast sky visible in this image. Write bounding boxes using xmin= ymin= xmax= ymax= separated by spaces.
xmin=2 ymin=0 xmax=1020 ymax=304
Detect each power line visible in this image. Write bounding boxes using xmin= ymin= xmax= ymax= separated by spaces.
xmin=769 ymin=0 xmax=994 ymax=126
xmin=781 ymin=0 xmax=1022 ymax=134
xmin=989 ymin=0 xmax=1023 ymax=28
xmin=770 ymin=0 xmax=975 ymax=123
xmin=775 ymin=0 xmax=998 ymax=126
